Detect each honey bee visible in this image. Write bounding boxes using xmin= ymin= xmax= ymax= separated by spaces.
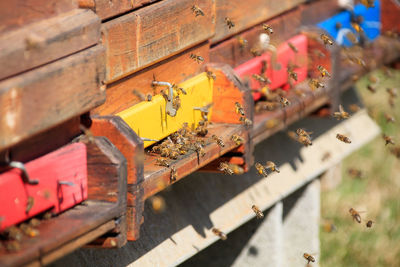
xmin=303 ymin=253 xmax=316 ymax=264
xmin=368 ymin=74 xmax=379 ymax=84
xmin=191 ymin=5 xmax=204 ymax=17
xmin=288 ymin=42 xmax=298 ymax=53
xmin=228 ymin=163 xmax=244 ymax=175
xmin=225 ymin=17 xmax=235 ymax=29
xmin=26 ymin=196 xmax=34 ymax=214
xmin=5 ymin=241 xmax=21 ymax=252
xmin=386 ymin=88 xmax=398 ymax=98
xmin=255 ymin=162 xmax=268 ymax=177
xmin=212 ymin=228 xmax=227 ymax=240
xmin=19 ymin=223 xmax=39 ymax=237
xmin=333 ymin=105 xmax=350 ymax=120
xmin=150 ymin=195 xmax=166 ymax=213
xmin=296 ymin=128 xmax=313 ymax=138
xmin=252 ymin=205 xmax=264 ymax=219
xmin=255 ymin=101 xmax=280 ymax=112
xmin=389 ymin=97 xmax=396 ymax=108
xmin=383 ymin=134 xmax=395 ymax=145
xmin=320 ymin=33 xmax=333 ymax=45
xmin=194 ymin=142 xmax=206 ymax=157
xmin=206 ymin=71 xmax=216 ymax=81
xmin=219 ymin=162 xmax=234 ymax=175
xmin=252 ymin=74 xmax=271 ymax=84
xmin=195 ymin=124 xmax=208 ymax=137
xmin=317 ymin=65 xmax=331 ymax=78
xmin=170 ymin=166 xmax=177 ymax=182
xmin=384 ymin=113 xmax=395 ymax=123
xmin=280 ymin=96 xmax=291 ymax=107
xmin=309 ymin=78 xmax=325 ymax=91
xmin=172 ymin=84 xmax=187 ymax=95
xmin=366 ymin=220 xmax=374 ymax=228
xmin=156 ymin=158 xmax=170 ymax=167
xmin=260 ymin=60 xmax=268 ymax=74
xmin=5 ymin=226 xmax=23 ymax=241
xmin=336 ymin=134 xmax=351 ymax=144
xmin=349 ymin=208 xmax=362 ymax=223
xmin=237 ymin=36 xmax=248 ymax=52
xmin=322 ymin=220 xmax=337 ymax=233
xmin=250 ymin=47 xmax=262 ymax=57
xmin=235 ymin=102 xmax=245 ymax=116
xmin=133 ymin=89 xmax=152 ymax=101
xmin=265 ymin=161 xmax=280 ymax=173
xmin=348 ymin=55 xmax=366 ymax=68
xmin=360 ymin=0 xmax=375 ymax=8
xmin=348 ymin=168 xmax=363 ymax=179
xmin=349 ymin=104 xmax=361 ymax=113
xmin=29 ymin=218 xmax=41 ymax=227
xmin=288 ymin=131 xmax=312 ymax=146
xmin=262 ymin=24 xmax=273 ymax=34
xmin=231 ymin=134 xmax=244 ymax=145
xmin=239 ymin=116 xmax=253 ymax=126
xmin=169 ymin=149 xmax=180 ymax=160
xmin=190 ymin=53 xmax=204 ymax=64
xmin=212 ymin=135 xmax=225 ymax=147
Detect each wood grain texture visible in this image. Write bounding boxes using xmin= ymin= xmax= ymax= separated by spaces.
xmin=381 ymin=0 xmax=400 ymax=33
xmin=0 ymin=0 xmax=77 ymax=35
xmin=0 ymin=9 xmax=101 ymax=80
xmin=93 ymin=42 xmax=209 ymax=116
xmin=212 ymin=0 xmax=306 ymax=43
xmin=102 ymin=0 xmax=215 ymax=82
xmin=0 ymin=45 xmax=106 ymax=151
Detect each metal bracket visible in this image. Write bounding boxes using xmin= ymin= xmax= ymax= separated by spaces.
xmin=0 ymin=161 xmax=39 ymax=185
xmin=151 ymin=81 xmax=177 ymax=117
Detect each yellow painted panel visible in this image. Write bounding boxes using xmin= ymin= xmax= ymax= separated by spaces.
xmin=118 ymin=72 xmax=213 ymax=148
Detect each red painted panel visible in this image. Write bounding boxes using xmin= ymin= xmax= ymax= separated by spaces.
xmin=0 ymin=143 xmax=87 ymax=230
xmin=235 ymin=34 xmax=308 ymax=100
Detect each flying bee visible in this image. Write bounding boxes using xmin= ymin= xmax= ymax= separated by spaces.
xmin=265 ymin=161 xmax=280 ymax=173
xmin=288 ymin=131 xmax=312 ymax=146
xmin=348 ymin=168 xmax=363 ymax=179
xmin=231 ymin=134 xmax=244 ymax=146
xmin=317 ymin=65 xmax=331 ymax=78
xmin=367 ymin=84 xmax=377 ymax=93
xmin=336 ymin=134 xmax=351 ymax=144
xmin=349 ymin=208 xmax=362 ymax=223
xmin=150 ymin=195 xmax=166 ymax=213
xmin=239 ymin=116 xmax=253 ymax=126
xmin=366 ymin=220 xmax=374 ymax=228
xmin=321 ymin=33 xmax=333 ymax=45
xmin=384 ymin=113 xmax=395 ymax=123
xmin=333 ymin=104 xmax=350 ymax=120
xmin=382 ymin=66 xmax=393 ymax=78
xmin=255 ymin=162 xmax=268 ymax=177
xmin=252 ymin=205 xmax=264 ymax=219
xmin=262 ymin=24 xmax=273 ymax=34
xmin=156 ymin=158 xmax=170 ymax=167
xmin=390 ymin=146 xmax=400 ymax=158
xmin=383 ymin=134 xmax=395 ymax=145
xmin=368 ymin=74 xmax=379 ymax=84
xmin=235 ymin=102 xmax=245 ymax=116
xmin=225 ymin=17 xmax=235 ymax=29
xmin=309 ymin=78 xmax=325 ymax=91
xmin=360 ymin=0 xmax=375 ymax=8
xmin=287 ymin=68 xmax=298 ymax=82
xmin=252 ymin=74 xmax=271 ymax=84
xmin=191 ymin=5 xmax=204 ymax=17
xmin=386 ymin=88 xmax=398 ymax=98
xmin=322 ymin=220 xmax=338 ymax=233
xmin=212 ymin=135 xmax=225 ymax=147
xmin=288 ymin=42 xmax=298 ymax=53
xmin=237 ymin=36 xmax=248 ymax=52
xmin=206 ymin=71 xmax=216 ymax=81
xmin=228 ymin=163 xmax=244 ymax=175
xmin=170 ymin=166 xmax=177 ymax=182
xmin=212 ymin=228 xmax=227 ymax=240
xmin=296 ymin=128 xmax=313 ymax=138
xmin=280 ymin=96 xmax=291 ymax=107
xmin=190 ymin=53 xmax=204 ymax=64
xmin=219 ymin=162 xmax=234 ymax=175
xmin=389 ymin=97 xmax=396 ymax=108
xmin=303 ymin=253 xmax=316 ymax=264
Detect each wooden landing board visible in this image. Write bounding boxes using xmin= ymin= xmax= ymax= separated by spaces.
xmin=0 ymin=45 xmax=106 ymax=151
xmin=0 ymin=9 xmax=101 ymax=80
xmin=101 ymin=0 xmax=214 ymax=82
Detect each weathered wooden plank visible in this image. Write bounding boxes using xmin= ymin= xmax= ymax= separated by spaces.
xmin=0 ymin=9 xmax=101 ymax=80
xmin=212 ymin=0 xmax=306 ymax=43
xmin=0 ymin=45 xmax=106 ymax=151
xmin=0 ymin=0 xmax=77 ymax=35
xmin=93 ymin=42 xmax=209 ymax=116
xmin=102 ymin=0 xmax=215 ymax=82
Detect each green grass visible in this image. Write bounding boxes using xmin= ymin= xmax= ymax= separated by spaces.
xmin=320 ymin=68 xmax=400 ymax=267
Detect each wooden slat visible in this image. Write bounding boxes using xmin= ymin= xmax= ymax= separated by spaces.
xmin=212 ymin=0 xmax=306 ymax=43
xmin=101 ymin=0 xmax=215 ymax=82
xmin=93 ymin=42 xmax=209 ymax=116
xmin=0 ymin=0 xmax=77 ymax=35
xmin=0 ymin=9 xmax=101 ymax=80
xmin=0 ymin=45 xmax=106 ymax=151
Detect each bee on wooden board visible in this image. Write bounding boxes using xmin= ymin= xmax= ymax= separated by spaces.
xmin=191 ymin=5 xmax=204 ymax=17
xmin=212 ymin=135 xmax=225 ymax=148
xmin=170 ymin=166 xmax=177 ymax=182
xmin=255 ymin=162 xmax=268 ymax=177
xmin=212 ymin=228 xmax=227 ymax=240
xmin=303 ymin=253 xmax=316 ymax=264
xmin=320 ymin=33 xmax=334 ymax=45
xmin=265 ymin=161 xmax=280 ymax=173
xmin=19 ymin=223 xmax=39 ymax=238
xmin=252 ymin=205 xmax=264 ymax=219
xmin=235 ymin=102 xmax=245 ymax=116
xmin=195 ymin=124 xmax=208 ymax=137
xmin=239 ymin=116 xmax=253 ymax=126
xmin=383 ymin=134 xmax=395 ymax=145
xmin=336 ymin=133 xmax=351 ymax=144
xmin=333 ymin=105 xmax=350 ymax=120
xmin=156 ymin=158 xmax=170 ymax=167
xmin=225 ymin=17 xmax=235 ymax=29
xmin=231 ymin=134 xmax=244 ymax=146
xmin=317 ymin=65 xmax=331 ymax=78
xmin=384 ymin=113 xmax=395 ymax=123
xmin=189 ymin=53 xmax=204 ymax=64
xmin=262 ymin=24 xmax=273 ymax=34
xmin=349 ymin=208 xmax=362 ymax=223
xmin=280 ymin=96 xmax=291 ymax=107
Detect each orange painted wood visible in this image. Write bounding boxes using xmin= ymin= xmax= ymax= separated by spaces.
xmin=93 ymin=42 xmax=209 ymax=116
xmin=0 ymin=0 xmax=77 ymax=35
xmin=101 ymin=0 xmax=215 ymax=82
xmin=0 ymin=46 xmax=106 ymax=151
xmin=212 ymin=0 xmax=306 ymax=43
xmin=0 ymin=9 xmax=101 ymax=80
xmin=381 ymin=0 xmax=400 ymax=33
